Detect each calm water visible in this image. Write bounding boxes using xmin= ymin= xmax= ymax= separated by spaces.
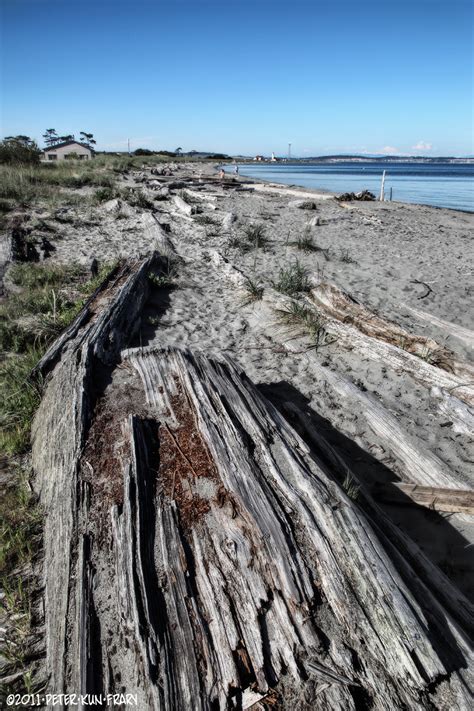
xmin=226 ymin=162 xmax=474 ymax=212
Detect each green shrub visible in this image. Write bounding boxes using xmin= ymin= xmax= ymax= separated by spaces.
xmin=0 ymin=349 xmax=44 ymax=455
xmin=0 ymin=138 xmax=41 ymax=165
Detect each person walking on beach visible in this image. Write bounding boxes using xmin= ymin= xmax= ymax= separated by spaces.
xmin=234 ymin=165 xmax=239 ymax=176
xmin=219 ymin=168 xmax=225 ymax=179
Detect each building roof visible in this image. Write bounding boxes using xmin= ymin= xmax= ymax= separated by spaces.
xmin=43 ymin=140 xmax=93 ymax=152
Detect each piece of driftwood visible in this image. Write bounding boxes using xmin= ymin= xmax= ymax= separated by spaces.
xmin=373 ymin=482 xmax=474 ymax=514
xmin=429 ymin=385 xmax=474 ymax=436
xmin=173 ymin=194 xmax=197 ymax=216
xmin=32 ymin=295 xmax=474 ymax=711
xmin=31 ymin=254 xmax=159 ymax=695
xmin=402 ymin=303 xmax=474 ymax=349
xmin=309 ymin=281 xmax=474 ymax=392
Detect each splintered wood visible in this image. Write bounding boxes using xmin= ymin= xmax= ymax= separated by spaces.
xmin=30 ymin=255 xmax=474 ymax=710
xmin=157 ymin=381 xmax=221 ymax=530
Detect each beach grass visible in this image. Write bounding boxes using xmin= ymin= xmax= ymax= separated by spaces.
xmin=290 ymin=230 xmax=330 ymax=259
xmin=0 ymin=153 xmax=171 ymax=209
xmin=241 ymin=277 xmax=264 ymax=305
xmin=0 ymin=262 xmax=116 ymax=451
xmin=276 ymin=300 xmax=334 ymax=352
xmin=272 ymin=261 xmax=310 ymax=295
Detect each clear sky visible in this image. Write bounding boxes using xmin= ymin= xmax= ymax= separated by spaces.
xmin=1 ymin=0 xmax=472 ymax=156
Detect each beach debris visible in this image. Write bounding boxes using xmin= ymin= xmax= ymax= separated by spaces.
xmin=288 ymin=199 xmax=318 ymax=209
xmin=222 ymin=211 xmax=238 ymax=230
xmin=336 ymin=190 xmax=375 ymax=201
xmin=410 ymin=278 xmax=434 ymax=299
xmin=173 ymin=193 xmax=197 ymax=216
xmin=401 ymin=303 xmax=474 ymax=349
xmin=372 ymin=481 xmax=474 ymax=515
xmin=308 ymin=280 xmax=474 ymax=402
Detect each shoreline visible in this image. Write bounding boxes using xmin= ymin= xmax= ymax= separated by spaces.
xmin=222 ymin=163 xmax=474 ymax=213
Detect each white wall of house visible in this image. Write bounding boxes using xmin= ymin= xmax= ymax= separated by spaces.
xmin=42 ymin=143 xmax=93 ymax=161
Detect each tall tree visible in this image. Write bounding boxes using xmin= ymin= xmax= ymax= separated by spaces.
xmin=43 ymin=128 xmax=59 ymax=147
xmin=175 ymin=146 xmax=182 ymax=155
xmin=80 ymin=132 xmax=96 ymax=148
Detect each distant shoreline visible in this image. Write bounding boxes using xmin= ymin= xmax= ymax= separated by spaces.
xmin=222 ymin=161 xmax=473 ymax=213
xmin=229 ymin=155 xmax=474 ymax=165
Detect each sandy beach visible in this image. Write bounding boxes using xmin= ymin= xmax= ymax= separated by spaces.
xmin=8 ymin=161 xmax=472 ymax=583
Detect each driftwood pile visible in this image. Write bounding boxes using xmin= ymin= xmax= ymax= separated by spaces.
xmin=31 ymin=256 xmax=474 ymax=709
xmin=336 ymin=191 xmax=375 ymax=202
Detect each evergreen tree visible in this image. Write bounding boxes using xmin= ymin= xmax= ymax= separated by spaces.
xmin=42 ymin=128 xmax=59 ymax=146
xmin=80 ymin=132 xmax=96 ymax=148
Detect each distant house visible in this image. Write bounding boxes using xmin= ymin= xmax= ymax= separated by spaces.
xmin=42 ymin=140 xmax=94 ymax=161
xmin=254 ymin=155 xmax=264 ymax=161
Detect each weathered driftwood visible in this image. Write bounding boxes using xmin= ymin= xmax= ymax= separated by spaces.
xmin=402 ymin=303 xmax=474 ymax=350
xmin=173 ymin=194 xmax=196 ymax=216
xmin=222 ymin=211 xmax=238 ymax=230
xmin=31 ymin=254 xmax=159 ymax=695
xmin=251 ymin=183 xmax=333 ymax=200
xmin=429 ymin=385 xmax=474 ymax=436
xmin=311 ymin=282 xmax=446 ymax=359
xmin=309 ymin=281 xmax=474 ymax=405
xmin=372 ymin=482 xmax=474 ymax=515
xmin=32 ymin=294 xmax=474 ymax=711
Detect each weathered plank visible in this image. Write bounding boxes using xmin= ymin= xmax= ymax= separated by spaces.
xmin=373 ymin=482 xmax=474 ymax=514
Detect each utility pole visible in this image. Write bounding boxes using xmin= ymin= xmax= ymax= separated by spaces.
xmin=288 ymin=143 xmax=292 ymax=160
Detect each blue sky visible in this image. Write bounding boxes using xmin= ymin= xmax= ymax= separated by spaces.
xmin=1 ymin=0 xmax=472 ymax=155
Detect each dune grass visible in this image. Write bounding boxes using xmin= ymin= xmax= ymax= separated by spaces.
xmin=276 ymin=300 xmax=334 ymax=352
xmin=290 ymin=230 xmax=330 ymax=259
xmin=241 ymin=277 xmax=264 ymax=305
xmin=0 ymin=153 xmax=171 ymax=209
xmin=0 ymin=261 xmax=116 ymax=453
xmin=272 ymin=261 xmax=310 ymax=296
xmin=243 ymin=223 xmax=268 ymax=249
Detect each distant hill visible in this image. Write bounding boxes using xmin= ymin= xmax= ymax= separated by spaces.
xmin=298 ymin=155 xmax=473 ymax=164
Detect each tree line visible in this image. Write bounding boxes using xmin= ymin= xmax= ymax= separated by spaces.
xmin=43 ymin=129 xmax=96 ymax=148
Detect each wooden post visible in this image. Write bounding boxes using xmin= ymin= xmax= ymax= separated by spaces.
xmin=390 ymin=187 xmax=393 ymax=201
xmin=379 ymin=170 xmax=386 ymax=201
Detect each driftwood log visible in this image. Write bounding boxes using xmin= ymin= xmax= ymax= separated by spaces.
xmin=402 ymin=303 xmax=474 ymax=350
xmin=31 ymin=256 xmax=474 ymax=709
xmin=308 ymin=281 xmax=474 ymax=405
xmin=372 ymin=482 xmax=474 ymax=515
